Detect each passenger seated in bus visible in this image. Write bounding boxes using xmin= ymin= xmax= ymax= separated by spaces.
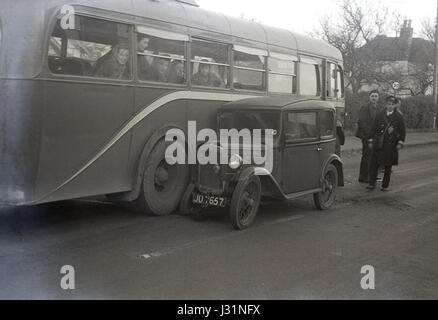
xmin=167 ymin=61 xmax=185 ymax=84
xmin=149 ymin=56 xmax=171 ymax=82
xmin=192 ymin=59 xmax=225 ymax=88
xmin=137 ymin=35 xmax=153 ymax=80
xmin=94 ymin=43 xmax=130 ymax=80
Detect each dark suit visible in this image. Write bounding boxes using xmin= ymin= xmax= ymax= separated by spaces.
xmin=368 ymin=110 xmax=406 ymax=188
xmin=357 ymin=103 xmax=381 ymax=182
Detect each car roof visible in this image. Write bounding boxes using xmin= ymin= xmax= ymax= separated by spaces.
xmin=221 ymin=96 xmax=336 ymax=112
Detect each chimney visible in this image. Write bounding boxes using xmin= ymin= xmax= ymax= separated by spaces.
xmin=399 ymin=19 xmax=413 ymax=61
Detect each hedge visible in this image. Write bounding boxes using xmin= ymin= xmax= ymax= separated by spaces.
xmin=344 ymin=92 xmax=436 ymax=130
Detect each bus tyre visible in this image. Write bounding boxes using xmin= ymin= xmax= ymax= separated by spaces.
xmin=314 ymin=164 xmax=338 ymax=210
xmin=230 ymin=175 xmax=261 ymax=230
xmin=139 ymin=139 xmax=189 ymax=216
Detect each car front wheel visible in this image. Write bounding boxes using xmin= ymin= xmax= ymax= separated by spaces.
xmin=314 ymin=164 xmax=338 ymax=210
xmin=230 ymin=175 xmax=261 ymax=230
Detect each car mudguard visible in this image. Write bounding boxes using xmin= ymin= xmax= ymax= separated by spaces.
xmin=321 ymin=154 xmax=344 ymax=187
xmin=233 ymin=167 xmax=286 ymax=200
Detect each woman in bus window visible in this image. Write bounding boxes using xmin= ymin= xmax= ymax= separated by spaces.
xmin=95 ymin=43 xmax=130 ymax=80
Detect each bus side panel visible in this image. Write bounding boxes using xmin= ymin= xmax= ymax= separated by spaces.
xmin=127 ymin=88 xmax=228 ymax=185
xmin=38 ymin=134 xmax=133 ymax=204
xmin=34 ymin=80 xmax=135 ymax=203
xmin=0 ymin=80 xmax=43 ymax=205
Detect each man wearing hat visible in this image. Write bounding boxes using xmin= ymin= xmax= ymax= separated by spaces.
xmin=366 ymin=96 xmax=406 ymax=191
xmin=357 ymin=90 xmax=382 ymax=183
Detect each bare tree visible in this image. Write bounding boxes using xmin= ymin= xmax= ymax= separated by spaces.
xmin=420 ymin=18 xmax=436 ymax=42
xmin=409 ymin=63 xmax=435 ymax=95
xmin=316 ymin=0 xmax=401 ymax=94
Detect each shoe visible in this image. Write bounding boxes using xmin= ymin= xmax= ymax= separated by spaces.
xmin=359 ymin=179 xmax=369 ymax=184
xmin=366 ymin=185 xmax=376 ymax=190
xmin=381 ymin=187 xmax=389 ymax=191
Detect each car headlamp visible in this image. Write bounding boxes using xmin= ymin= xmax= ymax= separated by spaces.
xmin=229 ymin=154 xmax=243 ymax=170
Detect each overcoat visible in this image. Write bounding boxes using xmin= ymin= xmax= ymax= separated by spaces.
xmin=357 ymin=102 xmax=381 ymax=140
xmin=369 ymin=110 xmax=406 ymax=166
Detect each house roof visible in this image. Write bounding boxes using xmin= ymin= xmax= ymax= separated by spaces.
xmin=361 ymin=36 xmax=434 ymax=63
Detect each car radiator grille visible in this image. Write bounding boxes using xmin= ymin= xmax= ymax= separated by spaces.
xmin=198 ymin=165 xmax=223 ymax=194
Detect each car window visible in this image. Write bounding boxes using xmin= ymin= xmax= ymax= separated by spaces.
xmin=219 ymin=111 xmax=280 ymax=135
xmin=320 ymin=111 xmax=335 ymax=139
xmin=285 ymin=112 xmax=318 ymax=141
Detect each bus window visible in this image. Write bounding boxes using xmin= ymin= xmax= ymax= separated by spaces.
xmin=136 ymin=27 xmax=187 ymax=84
xmin=233 ymin=45 xmax=267 ymax=91
xmin=299 ymin=61 xmax=320 ymax=96
xmin=337 ymin=65 xmax=344 ymax=98
xmin=191 ymin=39 xmax=229 ymax=88
xmin=268 ymin=53 xmax=297 ymax=94
xmin=327 ymin=62 xmax=337 ymax=98
xmin=48 ymin=16 xmax=131 ymax=79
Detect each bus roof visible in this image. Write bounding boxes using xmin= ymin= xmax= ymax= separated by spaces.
xmin=48 ymin=0 xmax=342 ymax=61
xmin=0 ymin=0 xmax=342 ymax=79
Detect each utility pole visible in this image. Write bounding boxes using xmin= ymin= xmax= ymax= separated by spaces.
xmin=434 ymin=0 xmax=438 ymax=129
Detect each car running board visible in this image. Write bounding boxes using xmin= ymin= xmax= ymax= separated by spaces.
xmin=284 ymin=188 xmax=322 ymax=200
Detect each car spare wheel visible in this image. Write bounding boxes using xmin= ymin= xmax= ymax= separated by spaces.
xmin=138 ymin=139 xmax=189 ymax=216
xmin=230 ymin=175 xmax=261 ymax=230
xmin=314 ymin=164 xmax=338 ymax=210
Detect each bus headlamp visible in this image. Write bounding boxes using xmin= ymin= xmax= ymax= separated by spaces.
xmin=229 ymin=154 xmax=243 ymax=170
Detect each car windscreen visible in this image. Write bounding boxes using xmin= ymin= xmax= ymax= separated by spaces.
xmin=219 ymin=111 xmax=280 ymax=135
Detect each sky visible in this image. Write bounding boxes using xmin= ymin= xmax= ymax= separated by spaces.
xmin=196 ymin=0 xmax=436 ymax=37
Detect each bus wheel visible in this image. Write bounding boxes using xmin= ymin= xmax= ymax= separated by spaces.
xmin=139 ymin=139 xmax=189 ymax=216
xmin=230 ymin=175 xmax=261 ymax=230
xmin=314 ymin=164 xmax=338 ymax=210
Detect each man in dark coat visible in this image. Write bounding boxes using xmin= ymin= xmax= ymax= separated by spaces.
xmin=367 ymin=96 xmax=406 ymax=191
xmin=357 ymin=90 xmax=382 ymax=183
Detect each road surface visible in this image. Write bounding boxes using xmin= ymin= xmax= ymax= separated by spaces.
xmin=0 ymin=144 xmax=437 ymax=299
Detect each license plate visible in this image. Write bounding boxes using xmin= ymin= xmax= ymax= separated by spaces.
xmin=192 ymin=193 xmax=227 ymax=207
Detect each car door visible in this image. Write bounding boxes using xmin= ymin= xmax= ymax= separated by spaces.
xmin=282 ymin=111 xmax=321 ymax=194
xmin=318 ymin=109 xmax=337 ymax=168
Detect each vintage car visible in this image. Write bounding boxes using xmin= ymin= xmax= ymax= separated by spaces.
xmin=179 ymin=97 xmax=344 ymax=230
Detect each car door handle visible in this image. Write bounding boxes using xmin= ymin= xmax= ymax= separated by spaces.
xmin=317 ymin=147 xmax=323 ymax=152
